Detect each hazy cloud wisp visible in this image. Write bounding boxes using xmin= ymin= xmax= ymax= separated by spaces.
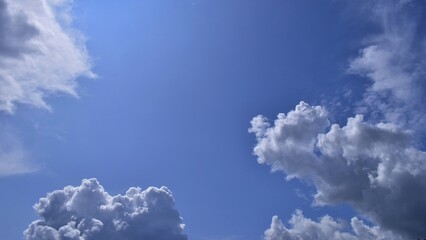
xmin=0 ymin=126 xmax=37 ymax=176
xmin=348 ymin=0 xmax=426 ymax=129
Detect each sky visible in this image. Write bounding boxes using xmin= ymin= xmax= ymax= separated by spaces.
xmin=0 ymin=0 xmax=425 ymax=239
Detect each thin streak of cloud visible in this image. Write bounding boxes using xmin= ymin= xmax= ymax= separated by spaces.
xmin=0 ymin=125 xmax=39 ymax=177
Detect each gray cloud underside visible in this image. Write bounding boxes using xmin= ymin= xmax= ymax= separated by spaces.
xmin=250 ymin=102 xmax=426 ymax=239
xmin=24 ymin=178 xmax=187 ymax=240
xmin=0 ymin=0 xmax=38 ymax=57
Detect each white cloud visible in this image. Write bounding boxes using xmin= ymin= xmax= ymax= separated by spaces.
xmin=24 ymin=178 xmax=188 ymax=240
xmin=250 ymin=102 xmax=426 ymax=239
xmin=249 ymin=102 xmax=329 ymax=179
xmin=0 ymin=0 xmax=94 ymax=176
xmin=348 ymin=0 xmax=426 ymax=129
xmin=253 ymin=1 xmax=426 ymax=239
xmin=0 ymin=0 xmax=94 ymax=113
xmin=264 ymin=210 xmax=403 ymax=240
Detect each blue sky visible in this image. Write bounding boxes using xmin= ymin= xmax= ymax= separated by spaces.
xmin=1 ymin=0 xmax=425 ymax=239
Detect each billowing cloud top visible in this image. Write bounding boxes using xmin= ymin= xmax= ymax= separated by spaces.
xmin=251 ymin=1 xmax=426 ymax=238
xmin=250 ymin=102 xmax=426 ymax=239
xmin=24 ymin=178 xmax=187 ymax=240
xmin=264 ymin=210 xmax=403 ymax=240
xmin=0 ymin=0 xmax=94 ymax=113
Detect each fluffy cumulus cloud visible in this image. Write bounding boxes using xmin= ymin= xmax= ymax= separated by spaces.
xmin=251 ymin=1 xmax=426 ymax=239
xmin=0 ymin=0 xmax=94 ymax=113
xmin=250 ymin=102 xmax=426 ymax=239
xmin=24 ymin=178 xmax=187 ymax=240
xmin=264 ymin=210 xmax=403 ymax=240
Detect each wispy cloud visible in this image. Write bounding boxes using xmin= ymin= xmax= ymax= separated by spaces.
xmin=0 ymin=124 xmax=39 ymax=177
xmin=348 ymin=0 xmax=426 ymax=129
xmin=0 ymin=0 xmax=94 ymax=176
xmin=0 ymin=0 xmax=95 ymax=113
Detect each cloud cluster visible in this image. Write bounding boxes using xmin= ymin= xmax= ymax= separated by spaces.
xmin=250 ymin=102 xmax=426 ymax=239
xmin=264 ymin=210 xmax=403 ymax=240
xmin=251 ymin=1 xmax=426 ymax=239
xmin=0 ymin=0 xmax=94 ymax=113
xmin=24 ymin=178 xmax=187 ymax=240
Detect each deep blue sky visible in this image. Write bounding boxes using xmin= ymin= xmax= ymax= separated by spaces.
xmin=1 ymin=0 xmax=376 ymax=239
